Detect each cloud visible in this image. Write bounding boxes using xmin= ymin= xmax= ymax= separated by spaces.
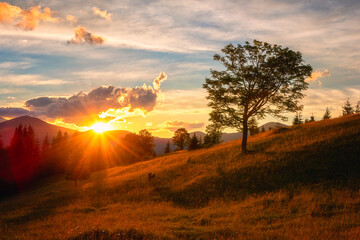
xmin=0 ymin=73 xmax=167 ymax=124
xmin=305 ymin=69 xmax=331 ymax=86
xmin=66 ymin=14 xmax=78 ymax=24
xmin=0 ymin=107 xmax=34 ymax=117
xmin=68 ymin=26 xmax=105 ymax=45
xmin=0 ymin=73 xmax=69 ymax=86
xmin=153 ymin=72 xmax=167 ymax=90
xmin=162 ymin=120 xmax=204 ymax=131
xmin=0 ymin=2 xmax=58 ymax=30
xmin=93 ymin=7 xmax=112 ymax=21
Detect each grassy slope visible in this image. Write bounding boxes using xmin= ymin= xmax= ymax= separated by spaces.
xmin=1 ymin=115 xmax=360 ymax=239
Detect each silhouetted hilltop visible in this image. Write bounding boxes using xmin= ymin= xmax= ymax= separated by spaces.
xmin=0 ymin=116 xmax=76 ymax=147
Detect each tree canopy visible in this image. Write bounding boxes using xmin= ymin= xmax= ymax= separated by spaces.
xmin=172 ymin=128 xmax=189 ymax=150
xmin=203 ymin=40 xmax=312 ymax=153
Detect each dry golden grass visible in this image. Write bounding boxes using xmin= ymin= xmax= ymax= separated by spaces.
xmin=1 ymin=115 xmax=360 ymax=239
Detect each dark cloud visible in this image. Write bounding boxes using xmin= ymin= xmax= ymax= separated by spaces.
xmin=0 ymin=107 xmax=34 ymax=117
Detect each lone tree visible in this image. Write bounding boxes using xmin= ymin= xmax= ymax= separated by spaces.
xmin=203 ymin=40 xmax=312 ymax=153
xmin=66 ymin=149 xmax=90 ymax=187
xmin=172 ymin=128 xmax=189 ymax=150
xmin=323 ymin=107 xmax=331 ymax=119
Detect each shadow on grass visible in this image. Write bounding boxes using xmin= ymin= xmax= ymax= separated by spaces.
xmin=156 ymin=135 xmax=360 ymax=208
xmin=69 ymin=228 xmax=239 ymax=240
xmin=2 ymin=191 xmax=77 ymax=225
xmin=69 ymin=228 xmax=161 ymax=240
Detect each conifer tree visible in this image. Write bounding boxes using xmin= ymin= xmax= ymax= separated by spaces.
xmin=355 ymin=101 xmax=360 ymax=114
xmin=188 ymin=134 xmax=200 ymax=150
xmin=323 ymin=107 xmax=331 ymax=119
xmin=164 ymin=141 xmax=171 ymax=154
xmin=342 ymin=99 xmax=354 ymax=116
xmin=293 ymin=112 xmax=303 ymax=125
xmin=42 ymin=134 xmax=50 ymax=153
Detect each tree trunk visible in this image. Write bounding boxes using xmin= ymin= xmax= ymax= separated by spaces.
xmin=74 ymin=179 xmax=77 ymax=187
xmin=242 ymin=119 xmax=248 ymax=154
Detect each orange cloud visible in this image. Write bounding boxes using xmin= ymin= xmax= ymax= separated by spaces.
xmin=161 ymin=120 xmax=204 ymax=131
xmin=93 ymin=7 xmax=112 ymax=21
xmin=305 ymin=69 xmax=330 ymax=86
xmin=153 ymin=72 xmax=167 ymax=90
xmin=66 ymin=14 xmax=78 ymax=24
xmin=0 ymin=73 xmax=167 ymax=125
xmin=0 ymin=2 xmax=58 ymax=30
xmin=68 ymin=26 xmax=105 ymax=45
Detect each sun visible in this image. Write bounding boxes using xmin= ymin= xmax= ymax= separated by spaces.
xmin=91 ymin=122 xmax=110 ymax=133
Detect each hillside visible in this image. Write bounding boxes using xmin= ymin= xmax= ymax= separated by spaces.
xmin=0 ymin=117 xmax=5 ymax=123
xmin=0 ymin=116 xmax=76 ymax=147
xmin=0 ymin=115 xmax=359 ymax=239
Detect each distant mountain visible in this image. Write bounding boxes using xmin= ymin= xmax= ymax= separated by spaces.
xmin=0 ymin=116 xmax=76 ymax=147
xmin=154 ymin=137 xmax=177 ymax=155
xmin=258 ymin=122 xmax=288 ymax=131
xmin=0 ymin=117 xmax=6 ymax=123
xmin=188 ymin=122 xmax=288 ymax=144
xmin=189 ymin=131 xmax=242 ymax=142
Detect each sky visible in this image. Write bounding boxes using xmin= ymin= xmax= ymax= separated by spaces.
xmin=0 ymin=0 xmax=359 ymax=137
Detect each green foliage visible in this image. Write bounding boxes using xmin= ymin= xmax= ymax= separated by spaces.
xmin=137 ymin=129 xmax=155 ymax=157
xmin=323 ymin=107 xmax=331 ymax=119
xmin=122 ymin=129 xmax=156 ymax=162
xmin=342 ymin=99 xmax=354 ymax=116
xmin=172 ymin=128 xmax=190 ymax=150
xmin=203 ymin=123 xmax=223 ymax=147
xmin=203 ymin=40 xmax=312 ymax=152
xmin=248 ymin=117 xmax=259 ymax=136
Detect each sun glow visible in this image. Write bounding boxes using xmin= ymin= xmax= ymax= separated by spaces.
xmin=91 ymin=122 xmax=111 ymax=133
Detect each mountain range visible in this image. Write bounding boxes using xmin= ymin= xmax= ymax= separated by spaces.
xmin=0 ymin=116 xmax=287 ymax=155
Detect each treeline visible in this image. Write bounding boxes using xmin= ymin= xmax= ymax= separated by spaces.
xmin=0 ymin=126 xmax=157 ymax=197
xmin=292 ymin=99 xmax=360 ymax=125
xmin=166 ymin=124 xmax=223 ymax=153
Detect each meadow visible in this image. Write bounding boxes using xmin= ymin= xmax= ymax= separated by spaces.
xmin=1 ymin=115 xmax=360 ymax=239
